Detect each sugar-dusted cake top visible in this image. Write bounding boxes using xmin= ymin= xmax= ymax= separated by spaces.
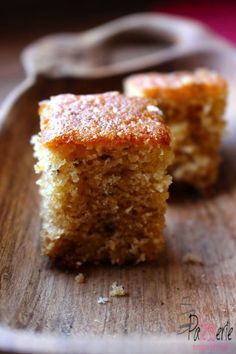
xmin=39 ymin=92 xmax=170 ymax=148
xmin=124 ymin=69 xmax=227 ymax=94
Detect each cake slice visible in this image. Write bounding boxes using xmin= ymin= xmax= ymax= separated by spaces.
xmin=124 ymin=69 xmax=227 ymax=191
xmin=31 ymin=92 xmax=172 ymax=266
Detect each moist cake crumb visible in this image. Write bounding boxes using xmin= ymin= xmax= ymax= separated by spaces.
xmin=109 ymin=282 xmax=128 ymax=297
xmin=75 ymin=273 xmax=85 ymax=283
xmin=182 ymin=252 xmax=204 ymax=265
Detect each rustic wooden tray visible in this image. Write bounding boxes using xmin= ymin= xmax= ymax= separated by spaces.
xmin=0 ymin=13 xmax=236 ymax=354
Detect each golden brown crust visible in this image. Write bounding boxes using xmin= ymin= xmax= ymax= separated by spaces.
xmin=124 ymin=69 xmax=227 ymax=101
xmin=39 ymin=92 xmax=171 ymax=149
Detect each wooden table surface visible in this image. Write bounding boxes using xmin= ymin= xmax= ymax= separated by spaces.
xmin=1 ymin=10 xmax=236 ymax=354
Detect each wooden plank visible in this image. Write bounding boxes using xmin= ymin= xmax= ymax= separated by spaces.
xmin=0 ymin=14 xmax=236 ymax=354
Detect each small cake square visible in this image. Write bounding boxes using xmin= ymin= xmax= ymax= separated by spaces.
xmin=124 ymin=69 xmax=227 ymax=191
xmin=32 ymin=92 xmax=172 ymax=266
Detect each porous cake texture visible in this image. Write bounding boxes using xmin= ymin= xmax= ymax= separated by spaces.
xmin=32 ymin=92 xmax=173 ymax=266
xmin=124 ymin=69 xmax=227 ymax=191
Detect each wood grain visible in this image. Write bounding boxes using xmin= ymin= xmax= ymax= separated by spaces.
xmin=0 ymin=14 xmax=236 ymax=354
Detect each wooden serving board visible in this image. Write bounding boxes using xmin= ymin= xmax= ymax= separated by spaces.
xmin=0 ymin=13 xmax=236 ymax=354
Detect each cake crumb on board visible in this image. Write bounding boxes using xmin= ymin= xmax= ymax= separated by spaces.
xmin=109 ymin=282 xmax=128 ymax=297
xmin=182 ymin=252 xmax=204 ymax=265
xmin=75 ymin=273 xmax=86 ymax=283
xmin=97 ymin=296 xmax=110 ymax=305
